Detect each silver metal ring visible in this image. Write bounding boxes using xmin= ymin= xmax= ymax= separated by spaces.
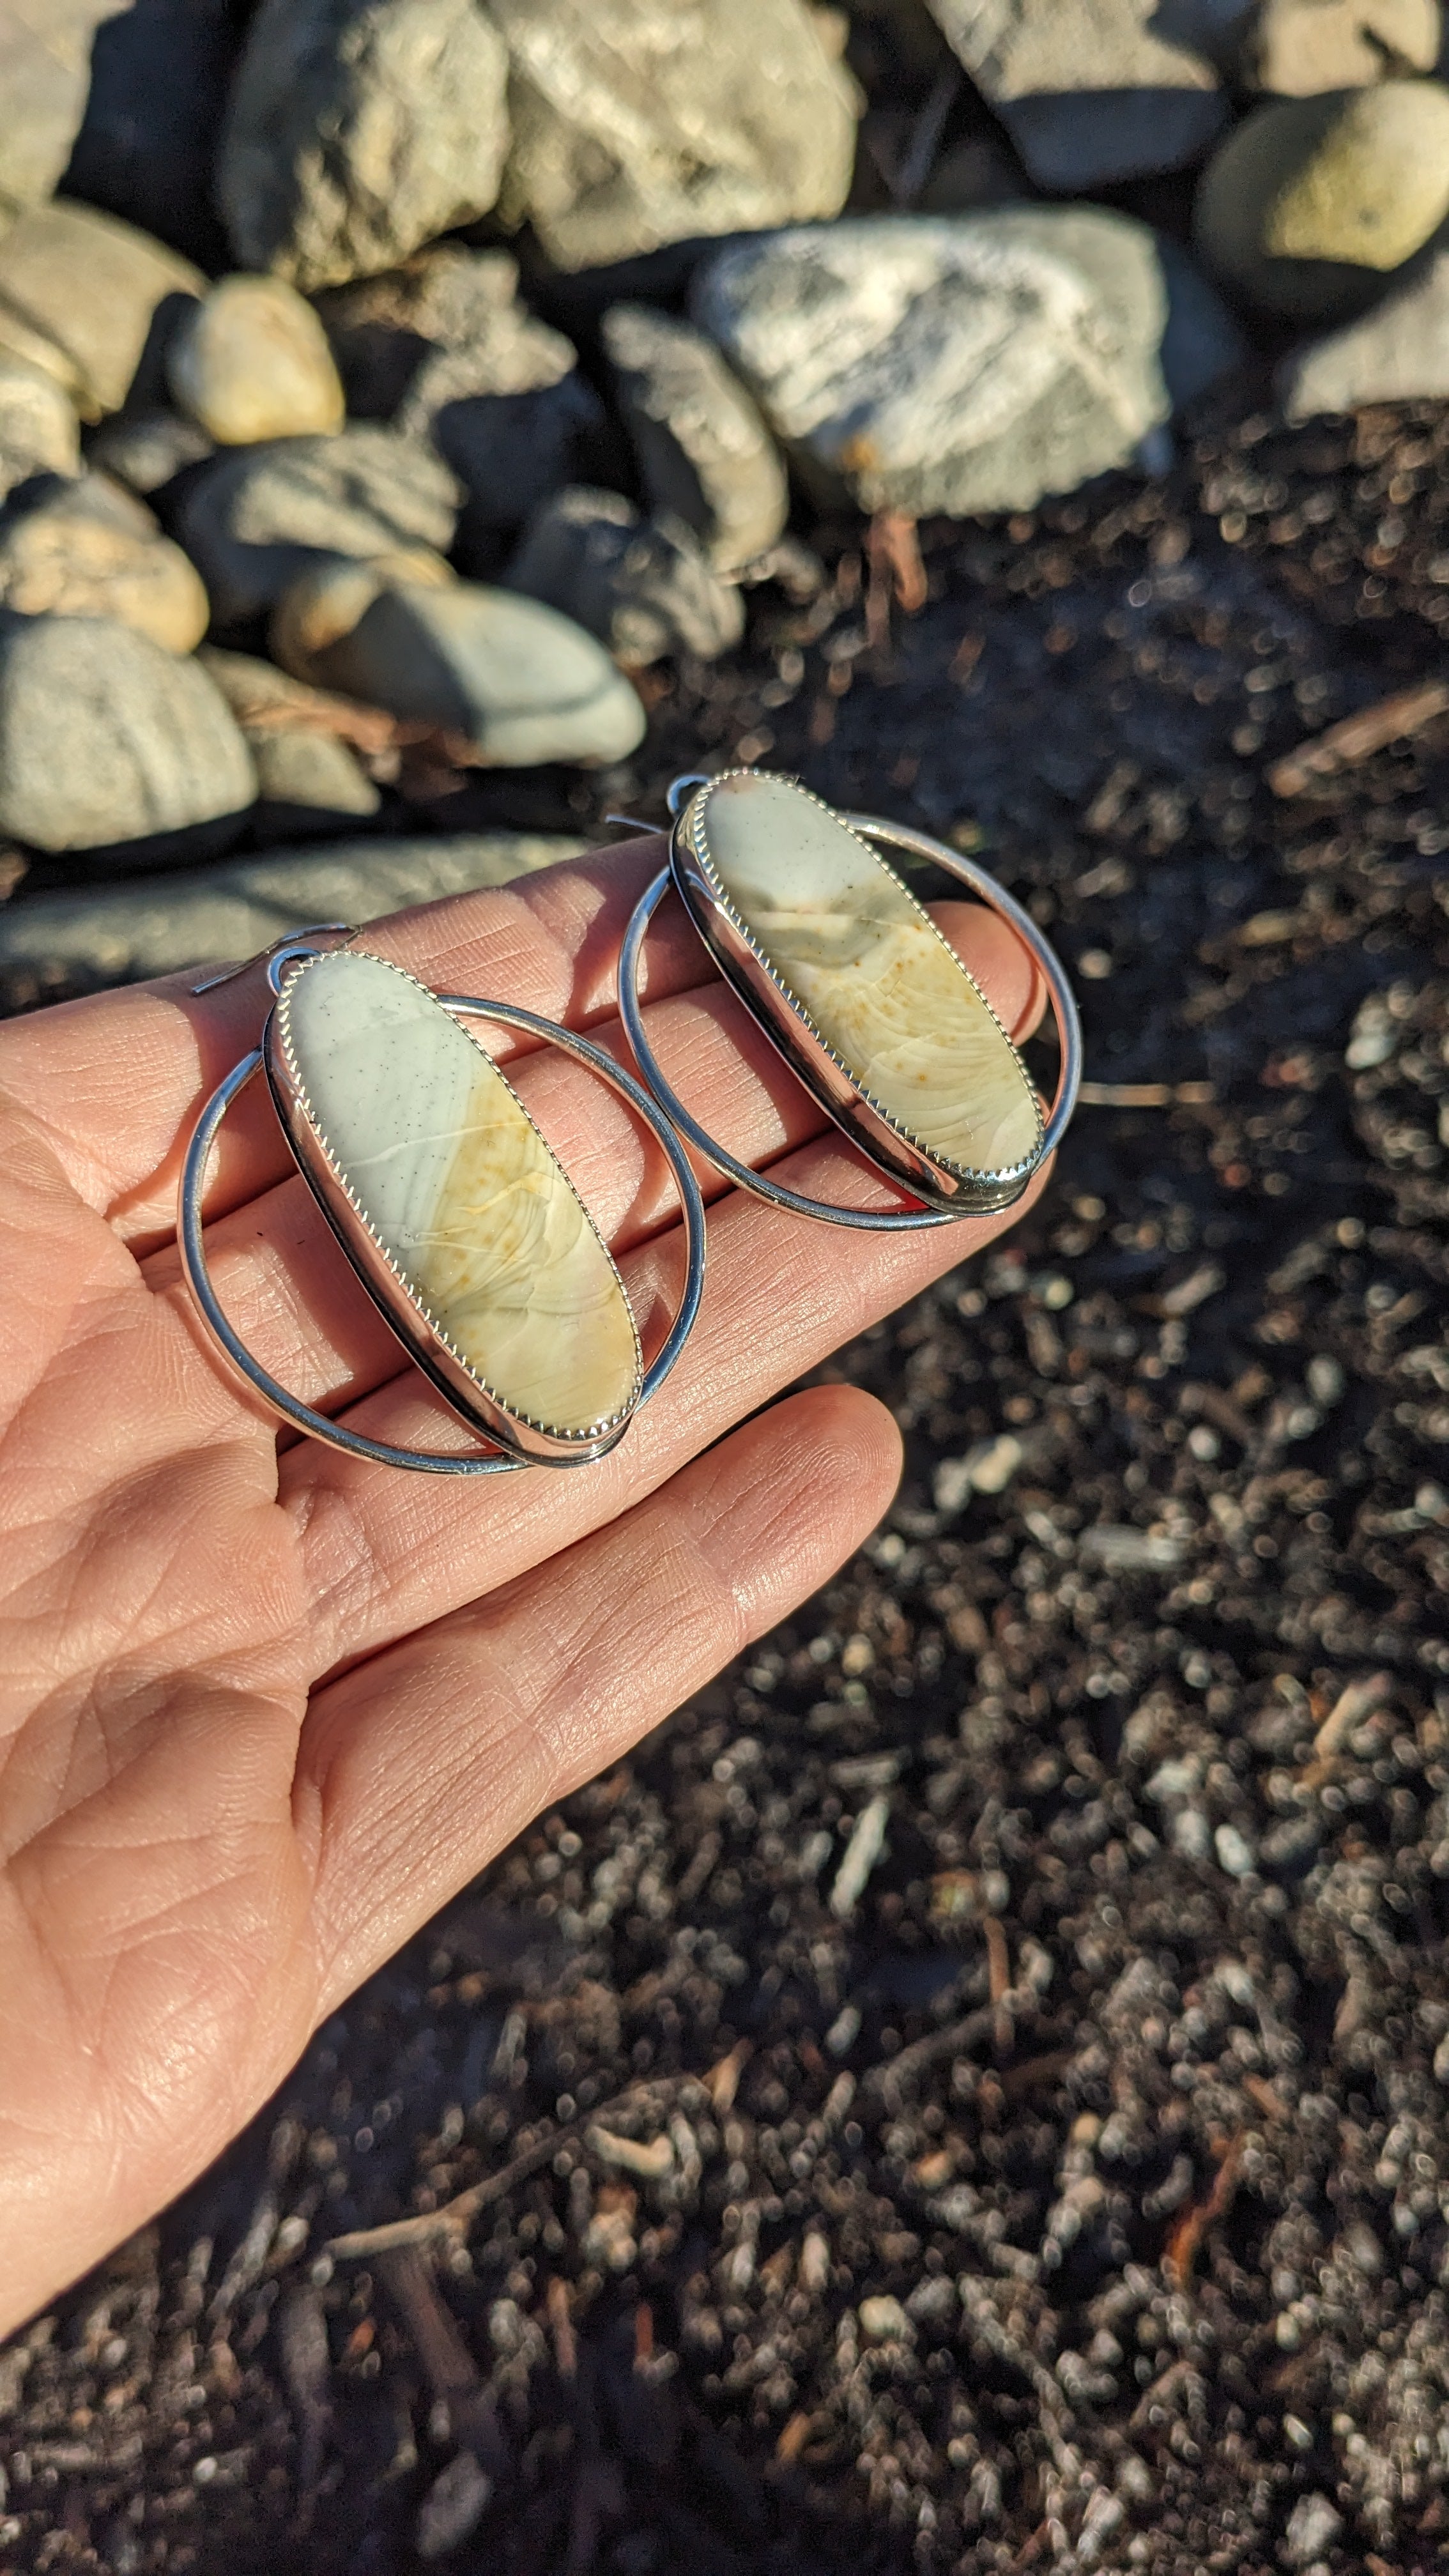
xmin=180 ymin=996 xmax=709 ymax=1476
xmin=618 ymin=816 xmax=1081 ymax=1230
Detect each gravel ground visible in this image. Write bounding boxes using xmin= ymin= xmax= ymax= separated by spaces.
xmin=3 ymin=394 xmax=1448 ymax=2575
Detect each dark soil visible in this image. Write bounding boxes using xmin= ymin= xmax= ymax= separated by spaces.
xmin=4 ymin=395 xmax=1449 ymax=2576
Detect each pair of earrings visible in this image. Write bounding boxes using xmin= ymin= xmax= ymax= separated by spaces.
xmin=182 ymin=771 xmax=1080 ymax=1476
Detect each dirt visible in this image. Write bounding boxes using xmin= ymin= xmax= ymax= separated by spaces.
xmin=3 ymin=394 xmax=1448 ymax=2576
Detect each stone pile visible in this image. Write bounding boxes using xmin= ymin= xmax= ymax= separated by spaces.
xmin=0 ymin=0 xmax=1443 ymax=947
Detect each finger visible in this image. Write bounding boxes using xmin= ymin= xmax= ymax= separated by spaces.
xmin=296 ymin=1384 xmax=903 ymax=2010
xmin=144 ymin=902 xmax=1046 ymax=1418
xmin=285 ymin=1114 xmax=1053 ymax=1681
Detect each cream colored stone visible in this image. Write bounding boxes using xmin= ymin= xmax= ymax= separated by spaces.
xmin=0 ymin=473 xmax=209 ymax=652
xmin=280 ymin=950 xmax=640 ymax=1437
xmin=167 ymin=275 xmax=346 ymax=444
xmin=696 ymin=772 xmax=1040 ymax=1179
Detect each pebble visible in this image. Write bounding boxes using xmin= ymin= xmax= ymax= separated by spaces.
xmin=857 ymin=2296 xmax=912 ymax=2342
xmin=1214 ymin=1821 xmax=1258 ymax=1878
xmin=0 ymin=831 xmax=585 ymax=995
xmin=0 ymin=199 xmax=204 ymax=420
xmin=277 ymin=568 xmax=648 ymax=768
xmin=0 ymin=0 xmax=136 ymax=218
xmin=0 ymin=613 xmax=254 ymax=858
xmin=488 ymin=0 xmax=857 ymax=271
xmin=1194 ymin=80 xmax=1449 ymax=319
xmin=602 ymin=302 xmax=788 ymax=573
xmin=0 ymin=471 xmax=209 ymax=653
xmin=0 ymin=355 xmax=80 ymax=503
xmin=694 ymin=210 xmax=1173 ymax=518
xmin=415 ymin=2453 xmax=492 ymax=2561
xmin=1282 ymin=2494 xmax=1344 ymax=2569
xmin=60 ymin=0 xmax=236 ymax=265
xmin=167 ymin=275 xmax=344 ymax=445
xmin=198 ymin=651 xmax=383 ymax=836
xmin=319 ymin=247 xmax=578 ymax=422
xmin=924 ymin=0 xmax=1227 ymax=188
xmin=174 ymin=427 xmax=459 ymax=626
xmin=830 ymin=1793 xmax=891 ymax=1919
xmin=88 ymin=409 xmax=214 ymax=500
xmin=1241 ymin=0 xmax=1440 ymax=93
xmin=507 ymin=487 xmax=744 ymax=666
xmin=1278 ymin=241 xmax=1449 ymax=418
xmin=219 ymin=0 xmax=510 ymax=291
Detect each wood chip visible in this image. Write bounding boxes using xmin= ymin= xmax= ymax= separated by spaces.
xmin=1269 ymin=679 xmax=1449 ymax=797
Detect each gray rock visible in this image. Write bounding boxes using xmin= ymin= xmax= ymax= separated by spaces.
xmin=1278 ymin=240 xmax=1449 ymax=417
xmin=0 ymin=356 xmax=80 ymax=504
xmin=89 ymin=408 xmax=214 ymax=498
xmin=280 ymin=570 xmax=648 ymax=766
xmin=1194 ymin=79 xmax=1449 ymax=319
xmin=489 ymin=0 xmax=858 ymax=271
xmin=693 ymin=210 xmax=1173 ymax=519
xmin=1154 ymin=235 xmax=1251 ymax=410
xmin=1282 ymin=2494 xmax=1343 ymax=2570
xmin=60 ymin=0 xmax=237 ymax=265
xmin=197 ymin=647 xmax=383 ymax=836
xmin=0 ymin=829 xmax=587 ymax=995
xmin=219 ymin=0 xmax=510 ymax=292
xmin=602 ymin=303 xmax=788 ymax=573
xmin=167 ymin=276 xmax=346 ymax=445
xmin=434 ymin=378 xmax=607 ymax=573
xmin=0 ymin=1 xmax=130 ymax=220
xmin=174 ymin=426 xmax=458 ymax=625
xmin=0 ymin=200 xmax=204 ymax=420
xmin=924 ymin=0 xmax=1230 ymax=188
xmin=1241 ymin=0 xmax=1440 ymax=93
xmin=316 ymin=247 xmax=577 ymax=421
xmin=508 ymin=487 xmax=745 ymax=665
xmin=0 ymin=613 xmax=255 ymax=855
xmin=0 ymin=471 xmax=210 ymax=653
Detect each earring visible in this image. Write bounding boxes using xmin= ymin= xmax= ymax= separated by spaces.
xmin=618 ymin=770 xmax=1080 ymax=1230
xmin=180 ymin=931 xmax=706 ymax=1476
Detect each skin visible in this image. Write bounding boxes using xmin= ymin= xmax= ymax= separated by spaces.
xmin=0 ymin=831 xmax=1049 ymax=2336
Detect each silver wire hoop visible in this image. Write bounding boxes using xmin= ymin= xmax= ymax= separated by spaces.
xmin=180 ymin=993 xmax=708 ymax=1476
xmin=618 ymin=808 xmax=1082 ymax=1232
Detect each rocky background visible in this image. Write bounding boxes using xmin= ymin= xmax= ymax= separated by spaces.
xmin=4 ymin=3 xmax=1449 ymax=2573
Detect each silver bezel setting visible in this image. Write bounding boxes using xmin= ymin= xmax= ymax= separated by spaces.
xmin=619 ymin=777 xmax=1082 ymax=1233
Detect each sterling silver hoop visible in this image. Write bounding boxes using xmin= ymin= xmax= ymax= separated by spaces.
xmin=618 ymin=776 xmax=1081 ymax=1231
xmin=181 ymin=940 xmax=707 ymax=1476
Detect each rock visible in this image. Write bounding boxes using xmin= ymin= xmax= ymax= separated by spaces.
xmin=1282 ymin=2494 xmax=1344 ymax=2570
xmin=0 ymin=201 xmax=204 ymax=420
xmin=0 ymin=829 xmax=586 ymax=997
xmin=89 ymin=409 xmax=214 ymax=499
xmin=0 ymin=472 xmax=209 ymax=652
xmin=219 ymin=0 xmax=510 ymax=292
xmin=0 ymin=356 xmax=80 ymax=504
xmin=858 ymin=2296 xmax=912 ymax=2342
xmin=268 ymin=551 xmax=453 ymax=680
xmin=198 ymin=648 xmax=382 ymax=836
xmin=167 ymin=277 xmax=345 ymax=445
xmin=0 ymin=1 xmax=131 ymax=220
xmin=275 ymin=569 xmax=647 ymax=767
xmin=415 ymin=2453 xmax=491 ymax=2561
xmin=488 ymin=0 xmax=858 ymax=271
xmin=602 ymin=303 xmax=788 ymax=573
xmin=174 ymin=426 xmax=458 ymax=625
xmin=693 ymin=210 xmax=1173 ymax=519
xmin=0 ymin=613 xmax=254 ymax=856
xmin=1154 ymin=235 xmax=1251 ymax=410
xmin=435 ymin=379 xmax=608 ymax=576
xmin=507 ymin=487 xmax=745 ymax=665
xmin=1278 ymin=240 xmax=1449 ymax=416
xmin=1242 ymin=0 xmax=1440 ymax=93
xmin=1194 ymin=80 xmax=1449 ymax=319
xmin=923 ymin=0 xmax=1228 ymax=188
xmin=60 ymin=0 xmax=237 ymax=264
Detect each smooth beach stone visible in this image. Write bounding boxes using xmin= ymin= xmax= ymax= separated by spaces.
xmin=167 ymin=275 xmax=346 ymax=443
xmin=0 ymin=471 xmax=210 ymax=652
xmin=694 ymin=774 xmax=1041 ymax=1181
xmin=1193 ymin=81 xmax=1449 ymax=318
xmin=279 ymin=950 xmax=640 ymax=1438
xmin=0 ymin=201 xmax=204 ymax=419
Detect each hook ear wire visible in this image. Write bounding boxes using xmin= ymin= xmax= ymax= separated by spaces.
xmin=190 ymin=923 xmax=355 ymax=997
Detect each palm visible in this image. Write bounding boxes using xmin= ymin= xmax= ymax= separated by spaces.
xmin=0 ymin=836 xmax=1047 ymax=2333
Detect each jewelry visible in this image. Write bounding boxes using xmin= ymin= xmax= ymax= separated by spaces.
xmin=180 ymin=931 xmax=706 ymax=1476
xmin=618 ymin=770 xmax=1080 ymax=1230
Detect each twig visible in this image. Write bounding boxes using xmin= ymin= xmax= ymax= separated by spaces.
xmin=865 ymin=509 xmax=927 ymax=650
xmin=1268 ymin=680 xmax=1449 ymax=796
xmin=1077 ymin=1080 xmax=1215 ymax=1108
xmin=1162 ymin=2132 xmax=1245 ymax=2289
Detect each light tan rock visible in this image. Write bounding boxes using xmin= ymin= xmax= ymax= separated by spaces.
xmin=167 ymin=275 xmax=345 ymax=444
xmin=1244 ymin=0 xmax=1440 ymax=93
xmin=0 ymin=473 xmax=209 ymax=652
xmin=694 ymin=772 xmax=1041 ymax=1181
xmin=0 ymin=0 xmax=131 ymax=220
xmin=0 ymin=353 xmax=80 ymax=501
xmin=279 ymin=950 xmax=641 ymax=1436
xmin=270 ymin=551 xmax=453 ymax=684
xmin=0 ymin=200 xmax=204 ymax=419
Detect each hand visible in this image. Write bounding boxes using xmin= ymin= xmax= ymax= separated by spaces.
xmin=0 ymin=832 xmax=1048 ymax=2332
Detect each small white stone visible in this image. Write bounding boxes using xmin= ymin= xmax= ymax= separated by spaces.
xmin=280 ymin=950 xmax=640 ymax=1437
xmin=696 ymin=772 xmax=1040 ymax=1179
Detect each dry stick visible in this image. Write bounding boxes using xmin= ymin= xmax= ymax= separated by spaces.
xmin=1162 ymin=2131 xmax=1246 ymax=2290
xmin=1077 ymin=1079 xmax=1215 ymax=1108
xmin=327 ymin=2078 xmax=682 ymax=2260
xmin=1268 ymin=678 xmax=1449 ymax=797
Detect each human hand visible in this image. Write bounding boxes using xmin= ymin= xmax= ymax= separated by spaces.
xmin=0 ymin=833 xmax=1048 ymax=2331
